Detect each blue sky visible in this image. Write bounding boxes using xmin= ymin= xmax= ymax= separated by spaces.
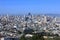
xmin=0 ymin=0 xmax=60 ymax=15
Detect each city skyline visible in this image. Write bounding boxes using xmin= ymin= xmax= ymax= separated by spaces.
xmin=0 ymin=0 xmax=60 ymax=15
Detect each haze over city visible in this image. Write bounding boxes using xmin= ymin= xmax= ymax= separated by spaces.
xmin=1 ymin=0 xmax=60 ymax=40
xmin=0 ymin=0 xmax=60 ymax=15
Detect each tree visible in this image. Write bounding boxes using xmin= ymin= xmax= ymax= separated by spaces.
xmin=20 ymin=35 xmax=26 ymax=40
xmin=31 ymin=34 xmax=44 ymax=40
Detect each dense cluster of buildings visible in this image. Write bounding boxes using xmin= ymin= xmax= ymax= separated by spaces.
xmin=0 ymin=13 xmax=60 ymax=40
